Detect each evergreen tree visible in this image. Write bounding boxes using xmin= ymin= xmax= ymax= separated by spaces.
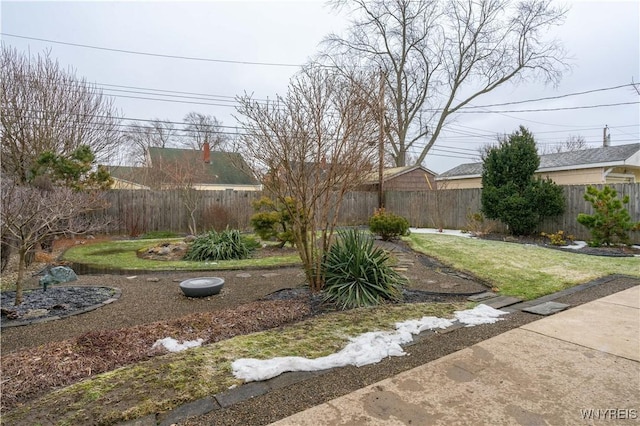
xmin=31 ymin=145 xmax=113 ymax=191
xmin=481 ymin=126 xmax=565 ymax=235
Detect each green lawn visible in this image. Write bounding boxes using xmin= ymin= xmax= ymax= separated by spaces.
xmin=407 ymin=233 xmax=640 ymax=300
xmin=62 ymin=238 xmax=301 ymax=271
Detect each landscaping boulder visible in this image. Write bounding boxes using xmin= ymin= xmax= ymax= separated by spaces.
xmin=39 ymin=266 xmax=78 ymax=290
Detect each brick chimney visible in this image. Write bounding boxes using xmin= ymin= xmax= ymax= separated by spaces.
xmin=203 ymin=142 xmax=211 ymax=163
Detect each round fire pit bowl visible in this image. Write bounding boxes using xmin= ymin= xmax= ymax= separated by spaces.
xmin=179 ymin=277 xmax=225 ymax=298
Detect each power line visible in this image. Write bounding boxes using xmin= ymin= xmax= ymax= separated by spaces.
xmin=1 ymin=33 xmax=303 ymax=68
xmin=9 ymin=42 xmax=636 ymax=113
xmin=458 ymin=84 xmax=634 ymax=109
xmin=453 ymin=101 xmax=640 ymax=114
xmin=65 ymin=79 xmax=275 ymax=104
xmin=96 ymin=82 xmax=241 ymax=100
xmin=100 ymin=88 xmax=240 ymax=104
xmin=51 ymin=87 xmax=640 ymax=114
xmin=99 ymin=93 xmax=241 ymax=108
xmin=8 ymin=108 xmax=639 ymax=147
xmin=70 ymin=79 xmax=640 ymax=113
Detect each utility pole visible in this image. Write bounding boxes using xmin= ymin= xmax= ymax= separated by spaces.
xmin=603 ymin=125 xmax=610 ymax=147
xmin=378 ymin=68 xmax=385 ymax=209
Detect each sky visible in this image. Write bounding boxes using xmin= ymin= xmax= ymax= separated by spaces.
xmin=1 ymin=0 xmax=639 ymax=174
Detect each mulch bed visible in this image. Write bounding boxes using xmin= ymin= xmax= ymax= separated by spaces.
xmin=479 ymin=233 xmax=640 ymax=257
xmin=1 ymin=298 xmax=312 ymax=412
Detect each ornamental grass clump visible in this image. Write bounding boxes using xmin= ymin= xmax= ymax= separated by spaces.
xmin=322 ymin=229 xmax=406 ymax=310
xmin=184 ymin=228 xmax=255 ymax=261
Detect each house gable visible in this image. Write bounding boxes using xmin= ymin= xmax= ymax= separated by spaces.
xmin=109 ymin=145 xmax=260 ymax=191
xmin=107 ymin=166 xmax=152 ymax=190
xmin=360 ymin=165 xmax=438 ymax=191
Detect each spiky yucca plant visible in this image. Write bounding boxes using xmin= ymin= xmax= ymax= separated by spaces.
xmin=322 ymin=229 xmax=406 ymax=309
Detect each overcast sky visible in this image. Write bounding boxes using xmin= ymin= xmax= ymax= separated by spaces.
xmin=2 ymin=0 xmax=639 ymax=173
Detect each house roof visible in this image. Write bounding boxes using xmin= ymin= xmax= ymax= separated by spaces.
xmin=147 ymin=147 xmax=258 ymax=185
xmin=438 ymin=143 xmax=640 ymax=180
xmin=362 ymin=165 xmax=437 ymax=184
xmin=107 ymin=165 xmax=152 ymax=188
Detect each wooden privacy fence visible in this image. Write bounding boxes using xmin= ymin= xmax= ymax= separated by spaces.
xmin=382 ymin=184 xmax=640 ymax=243
xmin=102 ymin=184 xmax=640 ymax=243
xmin=103 ymin=189 xmax=262 ymax=236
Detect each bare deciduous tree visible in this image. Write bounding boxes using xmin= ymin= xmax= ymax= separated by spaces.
xmin=0 ymin=45 xmax=123 ymax=182
xmin=235 ymin=67 xmax=379 ymax=291
xmin=182 ymin=112 xmax=228 ymax=151
xmin=153 ymin=153 xmax=209 ymax=235
xmin=1 ymin=179 xmax=111 ymax=305
xmin=321 ymin=0 xmax=569 ymax=166
xmin=542 ymin=134 xmax=588 ymax=154
xmin=123 ymin=119 xmax=177 ymax=166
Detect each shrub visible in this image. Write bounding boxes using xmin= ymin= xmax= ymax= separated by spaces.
xmin=241 ymin=235 xmax=262 ymax=251
xmin=541 ymin=230 xmax=574 ymax=246
xmin=368 ymin=208 xmax=410 ymax=241
xmin=201 ymin=205 xmax=232 ymax=232
xmin=464 ymin=210 xmax=496 ymax=236
xmin=322 ymin=229 xmax=406 ymax=310
xmin=183 ymin=228 xmax=255 ymax=261
xmin=577 ymin=185 xmax=639 ymax=246
xmin=250 ymin=196 xmax=296 ymax=247
xmin=481 ymin=126 xmax=565 ymax=235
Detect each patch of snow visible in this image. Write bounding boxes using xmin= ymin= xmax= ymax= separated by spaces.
xmin=152 ymin=337 xmax=203 ymax=352
xmin=395 ymin=316 xmax=453 ymax=335
xmin=561 ymin=241 xmax=588 ymax=250
xmin=409 ymin=228 xmax=472 ymax=238
xmin=232 ymin=304 xmax=508 ymax=382
xmin=454 ymin=304 xmax=509 ymax=327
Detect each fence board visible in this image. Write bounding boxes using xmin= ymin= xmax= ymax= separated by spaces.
xmin=101 ymin=184 xmax=639 ymax=243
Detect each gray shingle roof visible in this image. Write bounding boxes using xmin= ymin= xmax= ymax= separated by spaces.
xmin=439 ymin=143 xmax=640 ymax=178
xmin=362 ymin=165 xmax=437 ymax=184
xmin=107 ymin=166 xmax=152 ymax=187
xmin=538 ymin=143 xmax=640 ymax=169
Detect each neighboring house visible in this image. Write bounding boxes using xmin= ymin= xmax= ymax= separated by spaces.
xmin=437 ymin=143 xmax=640 ymax=189
xmin=108 ymin=143 xmax=262 ymax=191
xmin=107 ymin=165 xmax=151 ymax=190
xmin=358 ymin=165 xmax=438 ymax=191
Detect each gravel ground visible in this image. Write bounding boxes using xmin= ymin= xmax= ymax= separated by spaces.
xmin=1 ymin=267 xmax=309 ymax=353
xmin=1 ymin=240 xmax=488 ymax=353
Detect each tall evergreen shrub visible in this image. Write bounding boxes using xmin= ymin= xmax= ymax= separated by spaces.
xmin=481 ymin=126 xmax=565 ymax=235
